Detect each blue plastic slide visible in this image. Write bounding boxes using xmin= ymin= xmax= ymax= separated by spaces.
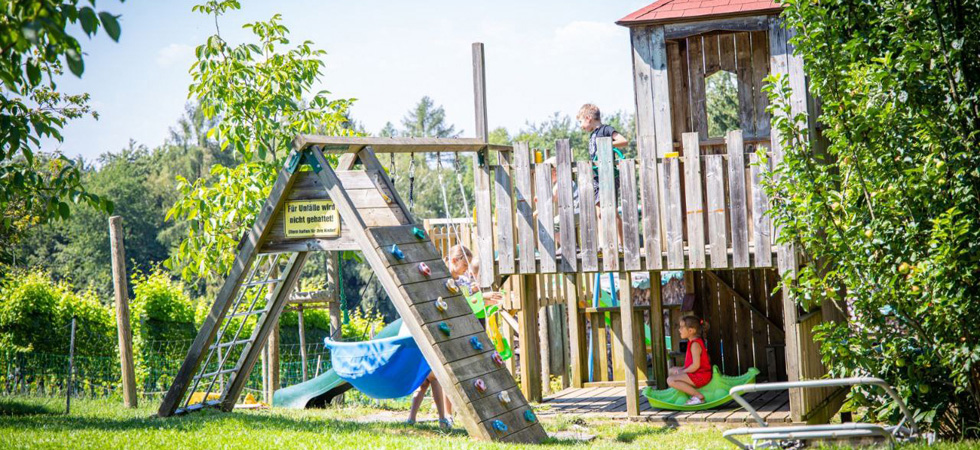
xmin=324 ymin=319 xmax=431 ymax=399
xmin=273 ymin=319 xmax=421 ymax=407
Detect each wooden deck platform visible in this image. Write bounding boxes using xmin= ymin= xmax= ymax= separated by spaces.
xmin=539 ymin=386 xmax=792 ymax=424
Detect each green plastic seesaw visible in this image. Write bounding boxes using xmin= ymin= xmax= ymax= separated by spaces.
xmin=642 ymin=366 xmax=760 ymax=411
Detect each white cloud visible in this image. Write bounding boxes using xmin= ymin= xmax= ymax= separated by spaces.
xmin=155 ymin=43 xmax=193 ymax=68
xmin=552 ymin=21 xmax=622 ymax=54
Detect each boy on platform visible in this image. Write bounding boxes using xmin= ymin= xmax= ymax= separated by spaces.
xmin=577 ymin=104 xmax=628 ymax=248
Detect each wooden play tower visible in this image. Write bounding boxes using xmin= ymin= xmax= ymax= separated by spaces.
xmin=159 ymin=2 xmax=846 ymax=439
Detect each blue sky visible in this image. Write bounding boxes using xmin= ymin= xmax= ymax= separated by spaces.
xmin=46 ymin=1 xmax=650 ymax=161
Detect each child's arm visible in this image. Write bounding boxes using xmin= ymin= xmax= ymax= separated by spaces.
xmin=611 ymin=131 xmax=629 ymax=149
xmin=683 ymin=341 xmax=702 ymax=373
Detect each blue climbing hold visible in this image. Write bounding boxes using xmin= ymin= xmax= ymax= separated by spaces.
xmin=524 ymin=410 xmax=536 ymax=422
xmin=390 ymin=244 xmax=405 ymax=260
xmin=470 ymin=336 xmax=483 ymax=351
xmin=492 ymin=420 xmax=508 ymax=433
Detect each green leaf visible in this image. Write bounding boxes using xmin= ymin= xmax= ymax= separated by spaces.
xmin=98 ymin=12 xmax=121 ymax=42
xmin=65 ymin=49 xmax=84 ymax=77
xmin=25 ymin=62 xmax=41 ymax=87
xmin=58 ymin=202 xmax=70 ymax=219
xmin=79 ymin=7 xmax=99 ymax=36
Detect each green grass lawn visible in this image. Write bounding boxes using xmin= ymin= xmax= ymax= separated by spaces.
xmin=0 ymin=396 xmax=976 ymax=449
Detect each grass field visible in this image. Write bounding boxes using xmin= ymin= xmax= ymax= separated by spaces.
xmin=0 ymin=396 xmax=976 ymax=449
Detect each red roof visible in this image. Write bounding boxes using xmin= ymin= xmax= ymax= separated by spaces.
xmin=617 ymin=0 xmax=782 ymax=26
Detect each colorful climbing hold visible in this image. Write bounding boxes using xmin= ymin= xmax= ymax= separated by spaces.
xmin=469 ymin=336 xmax=484 ymax=351
xmin=524 ymin=410 xmax=536 ymax=423
xmin=491 ymin=352 xmax=504 ymax=366
xmin=492 ymin=420 xmax=508 ymax=433
xmin=498 ymin=391 xmax=511 ymax=404
xmin=445 ymin=279 xmax=459 ymax=294
xmin=434 ymin=297 xmax=448 ymax=312
xmin=438 ymin=322 xmax=451 ymax=337
xmin=474 ymin=378 xmax=487 ymax=393
xmin=381 ymin=192 xmax=392 ymax=203
xmin=412 ymin=227 xmax=426 ymax=239
xmin=418 ymin=262 xmax=431 ymax=276
xmin=390 ymin=244 xmax=405 ymax=260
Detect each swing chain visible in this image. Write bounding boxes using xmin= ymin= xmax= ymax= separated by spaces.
xmin=408 ymin=153 xmax=416 ymax=213
xmin=389 ymin=152 xmax=397 ymax=184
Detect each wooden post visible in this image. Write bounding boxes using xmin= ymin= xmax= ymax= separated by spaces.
xmin=519 ymin=275 xmax=541 ymax=402
xmin=298 ymin=305 xmax=308 ymax=382
xmin=66 ymin=315 xmax=76 ymax=414
xmin=109 ymin=216 xmax=137 ymax=408
xmin=649 ymin=271 xmax=667 ymax=389
xmin=619 ymin=272 xmax=640 ymax=418
xmin=327 ymin=252 xmax=343 ymax=341
xmin=471 ymin=42 xmax=494 ymax=288
xmin=265 ymin=265 xmax=280 ymax=401
xmin=538 ymin=305 xmax=551 ymax=395
xmin=769 ymin=16 xmax=804 ymax=422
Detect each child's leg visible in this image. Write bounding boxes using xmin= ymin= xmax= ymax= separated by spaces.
xmin=430 ymin=376 xmax=447 ymax=420
xmin=667 ymin=373 xmax=704 ymax=399
xmin=407 ymin=378 xmax=432 ymax=422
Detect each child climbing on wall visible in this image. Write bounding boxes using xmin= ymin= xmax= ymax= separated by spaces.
xmin=667 ymin=315 xmax=712 ymax=405
xmin=406 ymin=244 xmax=501 ymax=429
xmin=577 ymin=103 xmax=629 ymax=249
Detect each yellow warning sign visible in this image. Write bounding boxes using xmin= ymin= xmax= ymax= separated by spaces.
xmin=284 ymin=200 xmax=340 ymax=238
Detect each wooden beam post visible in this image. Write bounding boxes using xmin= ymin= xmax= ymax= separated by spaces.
xmin=471 ymin=42 xmax=494 ymax=288
xmin=109 ymin=216 xmax=137 ymax=408
xmin=538 ymin=305 xmax=551 ymax=395
xmin=327 ymin=252 xmax=343 ymax=341
xmin=298 ymin=305 xmax=308 ymax=382
xmin=648 ymin=271 xmax=668 ymax=389
xmin=619 ymin=272 xmax=640 ymax=418
xmin=519 ymin=274 xmax=542 ymax=402
xmin=769 ymin=16 xmax=805 ymax=422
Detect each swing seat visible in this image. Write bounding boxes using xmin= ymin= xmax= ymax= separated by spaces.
xmin=642 ymin=366 xmax=760 ymax=411
xmin=324 ymin=319 xmax=431 ymax=399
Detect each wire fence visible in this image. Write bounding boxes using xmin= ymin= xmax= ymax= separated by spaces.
xmin=1 ymin=339 xmax=333 ymax=404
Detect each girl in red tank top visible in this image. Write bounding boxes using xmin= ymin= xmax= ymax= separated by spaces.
xmin=667 ymin=316 xmax=712 ymax=405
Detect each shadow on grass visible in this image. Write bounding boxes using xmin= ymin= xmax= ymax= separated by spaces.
xmin=0 ymin=399 xmax=64 ymax=416
xmin=0 ymin=406 xmax=470 ymax=440
xmin=615 ymin=424 xmax=675 ymax=443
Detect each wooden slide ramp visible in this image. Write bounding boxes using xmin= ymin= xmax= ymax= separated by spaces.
xmin=157 ymin=145 xmax=547 ymax=443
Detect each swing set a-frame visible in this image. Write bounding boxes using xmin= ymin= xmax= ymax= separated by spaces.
xmin=157 ymin=137 xmax=547 ymax=443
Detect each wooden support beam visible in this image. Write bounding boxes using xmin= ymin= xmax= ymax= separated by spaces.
xmin=619 ymin=272 xmax=640 ymax=418
xmin=109 ymin=216 xmax=137 ymax=408
xmin=472 ymin=42 xmax=495 ymax=288
xmin=769 ymin=16 xmax=804 ymax=422
xmin=648 ymin=271 xmax=668 ymax=389
xmin=519 ymin=274 xmax=542 ymax=402
xmin=298 ymin=305 xmax=308 ymax=382
xmin=566 ymin=273 xmax=585 ymax=388
xmin=662 ymin=15 xmax=772 ymax=40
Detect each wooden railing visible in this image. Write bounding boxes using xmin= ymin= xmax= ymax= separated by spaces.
xmin=477 ymin=130 xmax=775 ymax=280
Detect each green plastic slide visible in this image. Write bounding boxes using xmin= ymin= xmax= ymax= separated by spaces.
xmin=642 ymin=366 xmax=760 ymax=411
xmin=272 ymin=319 xmax=405 ymax=409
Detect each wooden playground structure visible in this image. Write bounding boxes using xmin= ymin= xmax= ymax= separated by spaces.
xmin=158 ymin=1 xmax=848 ymax=444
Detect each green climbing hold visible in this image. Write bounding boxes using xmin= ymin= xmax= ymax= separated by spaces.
xmin=438 ymin=322 xmax=451 ymax=337
xmin=523 ymin=410 xmax=536 ymax=422
xmin=412 ymin=227 xmax=426 ymax=239
xmin=642 ymin=366 xmax=760 ymax=411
